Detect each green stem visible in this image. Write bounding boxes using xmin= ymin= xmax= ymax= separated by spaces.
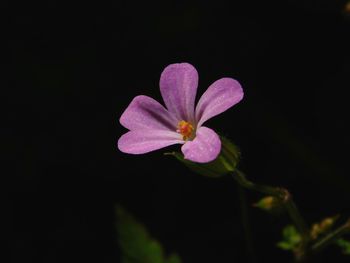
xmin=237 ymin=184 xmax=256 ymax=263
xmin=311 ymin=219 xmax=350 ymax=253
xmin=232 ymin=170 xmax=310 ymax=260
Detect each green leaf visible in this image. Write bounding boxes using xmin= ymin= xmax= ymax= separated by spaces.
xmin=336 ymin=238 xmax=350 ymax=255
xmin=277 ymin=225 xmax=301 ymax=251
xmin=116 ymin=205 xmax=182 ymax=263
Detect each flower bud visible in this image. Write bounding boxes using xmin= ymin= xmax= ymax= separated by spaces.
xmin=253 ymin=196 xmax=280 ymax=211
xmin=311 ymin=215 xmax=340 ymax=240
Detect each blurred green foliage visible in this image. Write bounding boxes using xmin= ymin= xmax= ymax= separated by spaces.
xmin=277 ymin=225 xmax=301 ymax=251
xmin=336 ymin=239 xmax=350 ymax=255
xmin=115 ymin=205 xmax=182 ymax=263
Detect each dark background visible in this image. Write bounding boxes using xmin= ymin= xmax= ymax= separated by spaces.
xmin=6 ymin=0 xmax=350 ymax=262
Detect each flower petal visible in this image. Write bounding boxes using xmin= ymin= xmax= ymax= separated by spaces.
xmin=181 ymin=126 xmax=221 ymax=163
xmin=120 ymin=95 xmax=178 ymax=131
xmin=159 ymin=63 xmax=198 ymax=122
xmin=195 ymin=78 xmax=243 ymax=127
xmin=118 ymin=130 xmax=184 ymax=154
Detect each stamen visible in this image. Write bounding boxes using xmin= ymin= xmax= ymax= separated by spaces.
xmin=177 ymin=120 xmax=194 ymax=141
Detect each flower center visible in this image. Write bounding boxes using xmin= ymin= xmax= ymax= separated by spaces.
xmin=177 ymin=120 xmax=195 ymax=141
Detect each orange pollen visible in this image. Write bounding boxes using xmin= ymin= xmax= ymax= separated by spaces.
xmin=176 ymin=120 xmax=194 ymax=140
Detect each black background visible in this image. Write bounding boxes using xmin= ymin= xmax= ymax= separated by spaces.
xmin=6 ymin=0 xmax=350 ymax=262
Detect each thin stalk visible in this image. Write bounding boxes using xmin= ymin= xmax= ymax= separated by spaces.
xmin=237 ymin=184 xmax=256 ymax=263
xmin=311 ymin=219 xmax=350 ymax=253
xmin=232 ymin=170 xmax=310 ymax=260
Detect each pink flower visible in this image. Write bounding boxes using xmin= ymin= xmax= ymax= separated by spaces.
xmin=118 ymin=63 xmax=243 ymax=163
